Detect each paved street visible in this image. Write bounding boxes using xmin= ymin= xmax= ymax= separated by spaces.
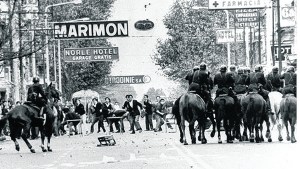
xmin=0 ymin=120 xmax=299 ymax=169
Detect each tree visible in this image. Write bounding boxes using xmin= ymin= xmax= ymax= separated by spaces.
xmin=145 ymin=87 xmax=166 ymax=101
xmin=39 ymin=0 xmax=116 ymax=99
xmin=153 ymin=0 xmax=245 ymax=83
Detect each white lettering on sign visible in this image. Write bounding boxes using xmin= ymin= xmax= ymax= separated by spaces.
xmin=209 ymin=0 xmax=266 ymax=10
xmin=106 ymin=76 xmax=145 ymax=84
xmin=64 ymin=47 xmax=119 ymax=62
xmin=54 ymin=21 xmax=128 ymax=39
xmin=216 ymin=29 xmax=244 ymax=43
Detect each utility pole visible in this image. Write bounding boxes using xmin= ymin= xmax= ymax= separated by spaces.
xmin=18 ymin=0 xmax=24 ymax=102
xmin=272 ymin=0 xmax=276 ymax=66
xmin=258 ymin=11 xmax=261 ymax=64
xmin=276 ymin=0 xmax=282 ymax=74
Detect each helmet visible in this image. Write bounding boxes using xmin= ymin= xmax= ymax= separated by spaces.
xmin=32 ymin=77 xmax=40 ymax=83
xmin=229 ymin=65 xmax=236 ymax=71
xmin=287 ymin=66 xmax=295 ymax=72
xmin=237 ymin=68 xmax=244 ymax=74
xmin=220 ymin=65 xmax=227 ymax=72
xmin=244 ymin=67 xmax=250 ymax=73
xmin=272 ymin=66 xmax=279 ymax=73
xmin=254 ymin=65 xmax=261 ymax=72
xmin=193 ymin=66 xmax=200 ymax=71
xmin=200 ymin=62 xmax=206 ymax=70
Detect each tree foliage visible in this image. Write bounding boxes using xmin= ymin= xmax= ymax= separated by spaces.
xmin=145 ymin=87 xmax=166 ymax=101
xmin=39 ymin=0 xmax=116 ymax=99
xmin=154 ymin=0 xmax=245 ymax=83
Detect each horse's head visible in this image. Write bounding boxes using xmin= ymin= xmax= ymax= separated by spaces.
xmin=45 ymin=82 xmax=60 ymax=101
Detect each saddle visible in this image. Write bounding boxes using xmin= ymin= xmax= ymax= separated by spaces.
xmin=23 ymin=101 xmax=41 ymax=112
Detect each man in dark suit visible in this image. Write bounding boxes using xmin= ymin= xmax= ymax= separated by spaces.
xmin=122 ymin=95 xmax=143 ymax=134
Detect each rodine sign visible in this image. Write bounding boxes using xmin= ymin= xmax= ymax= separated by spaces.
xmin=54 ymin=21 xmax=128 ymax=39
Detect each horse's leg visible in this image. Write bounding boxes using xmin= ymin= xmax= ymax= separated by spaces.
xmin=277 ymin=115 xmax=283 ymax=141
xmin=260 ymin=122 xmax=264 ymax=142
xmin=9 ymin=124 xmax=20 ymax=151
xmin=189 ymin=120 xmax=196 ymax=144
xmin=255 ymin=118 xmax=260 ymax=143
xmin=181 ymin=118 xmax=188 ymax=145
xmin=177 ymin=118 xmax=183 ymax=143
xmin=201 ymin=118 xmax=207 ymax=144
xmin=47 ymin=135 xmax=52 ymax=151
xmin=40 ymin=127 xmax=47 ymax=152
xmin=21 ymin=123 xmax=35 ymax=153
xmin=207 ymin=113 xmax=216 ymax=137
xmin=283 ymin=119 xmax=290 ymax=141
xmin=265 ymin=116 xmax=272 ymax=142
xmin=290 ymin=118 xmax=297 ymax=143
xmin=216 ymin=118 xmax=222 ymax=144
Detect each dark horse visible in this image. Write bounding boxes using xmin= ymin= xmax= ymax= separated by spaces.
xmin=214 ymin=94 xmax=236 ymax=143
xmin=172 ymin=93 xmax=207 ymax=145
xmin=280 ymin=94 xmax=297 ymax=143
xmin=241 ymin=92 xmax=271 ymax=143
xmin=0 ymin=83 xmax=60 ymax=153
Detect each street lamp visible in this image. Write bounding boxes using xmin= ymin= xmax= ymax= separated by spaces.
xmin=44 ymin=0 xmax=82 ymax=85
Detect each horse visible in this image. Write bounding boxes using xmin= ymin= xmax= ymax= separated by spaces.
xmin=0 ymin=83 xmax=60 ymax=153
xmin=280 ymin=94 xmax=297 ymax=143
xmin=268 ymin=91 xmax=283 ymax=141
xmin=172 ymin=93 xmax=207 ymax=145
xmin=236 ymin=93 xmax=248 ymax=141
xmin=241 ymin=92 xmax=271 ymax=143
xmin=214 ymin=94 xmax=236 ymax=143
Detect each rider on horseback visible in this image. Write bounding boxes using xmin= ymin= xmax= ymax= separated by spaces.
xmin=214 ymin=65 xmax=235 ymax=97
xmin=245 ymin=65 xmax=271 ymax=113
xmin=185 ymin=66 xmax=200 ymax=85
xmin=280 ymin=66 xmax=297 ymax=97
xmin=234 ymin=67 xmax=248 ymax=94
xmin=266 ymin=66 xmax=283 ymax=92
xmin=26 ymin=77 xmax=47 ymax=118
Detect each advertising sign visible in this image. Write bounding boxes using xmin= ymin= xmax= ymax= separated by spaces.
xmin=216 ymin=29 xmax=244 ymax=44
xmin=271 ymin=45 xmax=292 ymax=61
xmin=281 ymin=7 xmax=295 ymax=27
xmin=105 ymin=75 xmax=151 ymax=84
xmin=209 ymin=0 xmax=266 ymax=10
xmin=54 ymin=20 xmax=128 ymax=39
xmin=64 ymin=47 xmax=119 ymax=62
xmin=235 ymin=9 xmax=259 ymax=28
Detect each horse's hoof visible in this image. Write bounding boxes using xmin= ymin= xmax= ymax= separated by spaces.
xmin=250 ymin=138 xmax=254 ymax=143
xmin=291 ymin=139 xmax=297 ymax=143
xmin=278 ymin=136 xmax=283 ymax=142
xmin=15 ymin=145 xmax=20 ymax=151
xmin=255 ymin=138 xmax=260 ymax=143
xmin=47 ymin=147 xmax=52 ymax=152
xmin=218 ymin=140 xmax=222 ymax=144
xmin=198 ymin=136 xmax=201 ymax=141
xmin=265 ymin=132 xmax=270 ymax=138
xmin=268 ymin=138 xmax=272 ymax=142
xmin=192 ymin=140 xmax=196 ymax=144
xmin=227 ymin=140 xmax=233 ymax=143
xmin=201 ymin=138 xmax=207 ymax=144
xmin=183 ymin=142 xmax=188 ymax=145
xmin=180 ymin=139 xmax=183 ymax=143
xmin=30 ymin=149 xmax=36 ymax=153
xmin=210 ymin=131 xmax=215 ymax=138
xmin=286 ymin=136 xmax=291 ymax=141
xmin=41 ymin=146 xmax=47 ymax=152
xmin=261 ymin=137 xmax=265 ymax=142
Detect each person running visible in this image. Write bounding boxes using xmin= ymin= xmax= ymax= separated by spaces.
xmin=90 ymin=98 xmax=106 ymax=133
xmin=143 ymin=95 xmax=153 ymax=131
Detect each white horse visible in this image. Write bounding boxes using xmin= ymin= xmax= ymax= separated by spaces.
xmin=268 ymin=91 xmax=283 ymax=141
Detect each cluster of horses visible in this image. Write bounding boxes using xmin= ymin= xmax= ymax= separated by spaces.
xmin=0 ymin=83 xmax=60 ymax=153
xmin=172 ymin=89 xmax=297 ymax=145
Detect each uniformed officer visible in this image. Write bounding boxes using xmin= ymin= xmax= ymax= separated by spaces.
xmin=266 ymin=66 xmax=282 ymax=92
xmin=185 ymin=66 xmax=200 ymax=85
xmin=234 ymin=67 xmax=247 ymax=94
xmin=189 ymin=63 xmax=211 ymax=100
xmin=27 ymin=77 xmax=47 ymax=117
xmin=214 ymin=65 xmax=235 ymax=97
xmin=280 ymin=66 xmax=297 ymax=97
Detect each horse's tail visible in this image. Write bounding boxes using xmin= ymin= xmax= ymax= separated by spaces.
xmin=283 ymin=97 xmax=291 ymax=115
xmin=0 ymin=115 xmax=8 ymax=133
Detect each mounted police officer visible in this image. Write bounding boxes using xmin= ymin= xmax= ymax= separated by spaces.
xmin=185 ymin=66 xmax=200 ymax=85
xmin=234 ymin=67 xmax=248 ymax=94
xmin=245 ymin=65 xmax=270 ymax=113
xmin=266 ymin=66 xmax=282 ymax=92
xmin=280 ymin=66 xmax=297 ymax=97
xmin=27 ymin=77 xmax=47 ymax=117
xmin=214 ymin=65 xmax=235 ymax=97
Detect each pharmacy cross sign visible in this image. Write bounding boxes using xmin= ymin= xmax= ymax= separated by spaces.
xmin=208 ymin=0 xmax=267 ymax=10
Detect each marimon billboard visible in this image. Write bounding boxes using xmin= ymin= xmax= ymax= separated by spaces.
xmin=54 ymin=20 xmax=128 ymax=39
